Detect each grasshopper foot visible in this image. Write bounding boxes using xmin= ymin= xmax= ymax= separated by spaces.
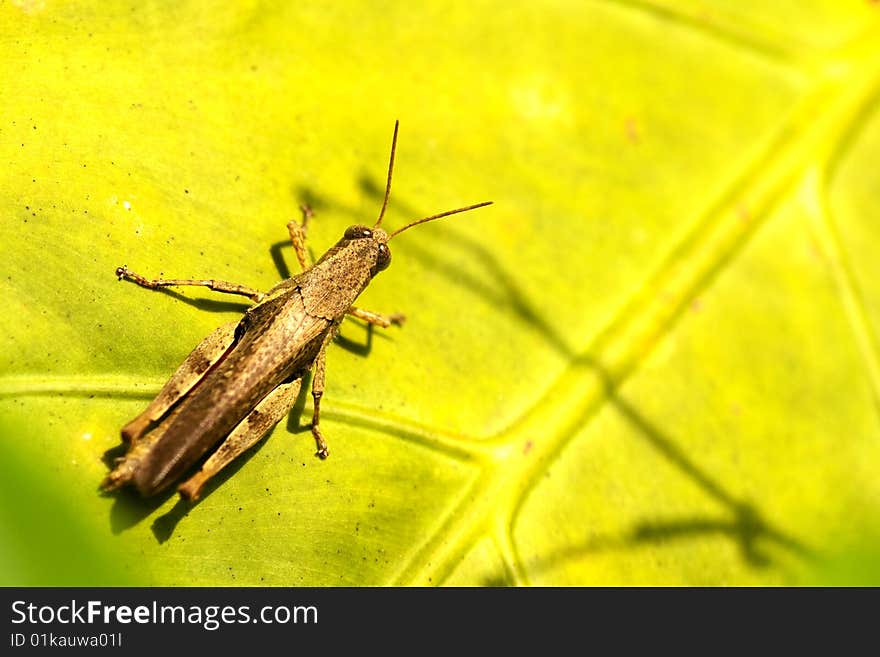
xmin=312 ymin=426 xmax=329 ymax=459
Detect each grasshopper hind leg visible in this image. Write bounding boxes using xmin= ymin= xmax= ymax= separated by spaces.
xmin=103 ymin=321 xmax=240 ymax=493
xmin=120 ymin=321 xmax=239 ymax=445
xmin=177 ymin=378 xmax=303 ymax=501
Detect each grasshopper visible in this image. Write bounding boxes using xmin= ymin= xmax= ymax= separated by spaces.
xmin=102 ymin=121 xmax=491 ymax=501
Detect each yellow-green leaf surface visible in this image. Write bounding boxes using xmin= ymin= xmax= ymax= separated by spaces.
xmin=2 ymin=1 xmax=879 ymax=586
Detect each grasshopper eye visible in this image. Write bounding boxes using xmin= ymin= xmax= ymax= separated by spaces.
xmin=374 ymin=243 xmax=391 ymax=272
xmin=344 ymin=225 xmax=372 ymax=240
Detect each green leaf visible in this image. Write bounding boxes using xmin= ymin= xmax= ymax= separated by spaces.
xmin=2 ymin=1 xmax=879 ymax=585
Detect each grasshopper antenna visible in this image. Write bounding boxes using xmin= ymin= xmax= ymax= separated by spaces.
xmin=374 ymin=120 xmax=399 ymax=229
xmin=388 ymin=201 xmax=493 ymax=239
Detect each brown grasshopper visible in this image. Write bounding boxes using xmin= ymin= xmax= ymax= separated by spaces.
xmin=102 ymin=121 xmax=491 ymax=501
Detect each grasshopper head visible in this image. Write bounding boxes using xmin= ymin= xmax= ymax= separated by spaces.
xmin=343 ymin=224 xmax=391 ymax=276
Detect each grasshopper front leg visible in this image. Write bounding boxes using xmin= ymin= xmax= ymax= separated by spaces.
xmin=346 ymin=306 xmax=406 ymax=328
xmin=287 ymin=204 xmax=314 ymax=272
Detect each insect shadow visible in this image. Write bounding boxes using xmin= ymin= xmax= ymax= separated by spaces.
xmin=477 ymin=366 xmax=815 ymax=585
xmin=301 ymin=177 xmax=814 ymax=582
xmin=132 ymin=287 xmax=251 ymax=315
